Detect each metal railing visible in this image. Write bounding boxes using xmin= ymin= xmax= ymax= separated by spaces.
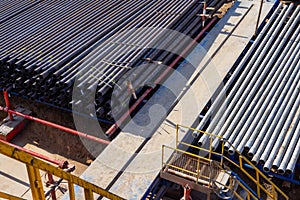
xmin=162 ymin=145 xmax=214 ymax=185
xmin=0 ymin=192 xmax=25 ymax=200
xmin=162 ymin=124 xmax=289 ymax=200
xmin=0 ymin=140 xmax=125 ymax=200
xmin=162 ymin=145 xmax=257 ymax=200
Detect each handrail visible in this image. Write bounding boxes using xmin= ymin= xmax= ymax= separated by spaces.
xmin=162 ymin=146 xmax=257 ymax=200
xmin=172 ymin=124 xmax=289 ymax=200
xmin=162 ymin=145 xmax=212 ymax=184
xmin=0 ymin=192 xmax=25 ymax=200
xmin=0 ymin=140 xmax=125 ymax=200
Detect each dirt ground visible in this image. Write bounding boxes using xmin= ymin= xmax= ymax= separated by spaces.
xmin=0 ymin=95 xmax=109 ymax=176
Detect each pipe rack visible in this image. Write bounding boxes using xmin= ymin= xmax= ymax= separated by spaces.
xmin=0 ymin=0 xmax=225 ymax=123
xmin=194 ymin=3 xmax=300 ymax=175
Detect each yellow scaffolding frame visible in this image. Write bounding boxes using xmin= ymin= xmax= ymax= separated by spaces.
xmin=0 ymin=141 xmax=125 ymax=200
xmin=162 ymin=124 xmax=289 ymax=200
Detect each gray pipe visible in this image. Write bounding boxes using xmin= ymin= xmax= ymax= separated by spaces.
xmin=220 ymin=5 xmax=299 ymax=151
xmin=218 ymin=3 xmax=294 ymax=141
xmin=277 ymin=113 xmax=300 ymax=175
xmin=250 ymin=80 xmax=300 ymax=165
xmin=272 ymin=99 xmax=299 ymax=170
xmin=244 ymin=51 xmax=300 ymax=151
xmin=263 ymin=95 xmax=300 ymax=172
xmin=286 ymin=121 xmax=300 ymax=174
xmin=192 ymin=3 xmax=283 ymax=139
xmin=228 ymin=25 xmax=300 ymax=155
xmin=257 ymin=83 xmax=300 ymax=165
xmin=233 ymin=32 xmax=300 ymax=155
xmin=200 ymin=3 xmax=291 ymax=147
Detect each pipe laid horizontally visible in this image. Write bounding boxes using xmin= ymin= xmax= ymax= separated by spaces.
xmin=0 ymin=106 xmax=110 ymax=145
xmin=210 ymin=4 xmax=294 ymax=149
xmin=222 ymin=5 xmax=299 ymax=152
xmin=105 ymin=17 xmax=219 ymax=137
xmin=228 ymin=25 xmax=300 ymax=156
xmin=192 ymin=2 xmax=300 ymax=175
xmin=192 ymin=2 xmax=283 ymax=139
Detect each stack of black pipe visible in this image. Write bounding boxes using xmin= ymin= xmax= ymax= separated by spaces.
xmin=0 ymin=0 xmax=225 ymax=121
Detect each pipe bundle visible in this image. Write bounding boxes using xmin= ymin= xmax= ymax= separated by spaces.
xmin=0 ymin=0 xmax=225 ymax=121
xmin=193 ymin=3 xmax=300 ymax=175
xmin=0 ymin=0 xmax=42 ymax=23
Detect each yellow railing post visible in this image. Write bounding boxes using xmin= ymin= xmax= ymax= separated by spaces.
xmin=162 ymin=145 xmax=165 ymax=169
xmin=176 ymin=124 xmax=179 ymax=147
xmin=272 ymin=185 xmax=276 ymax=200
xmin=256 ymin=170 xmax=261 ymax=198
xmin=26 ymin=165 xmax=45 ymax=200
xmin=221 ymin=139 xmax=224 ymax=166
xmin=209 ymin=136 xmax=212 ymax=160
xmin=68 ymin=182 xmax=75 ymax=200
xmin=84 ymin=188 xmax=94 ymax=200
xmin=239 ymin=156 xmax=243 ymax=169
xmin=230 ymin=175 xmax=233 ymax=191
xmin=26 ymin=165 xmax=39 ymax=200
xmin=33 ymin=167 xmax=46 ymax=200
xmin=196 ymin=157 xmax=200 ymax=184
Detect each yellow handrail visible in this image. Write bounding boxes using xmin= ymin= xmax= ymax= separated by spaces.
xmin=162 ymin=145 xmax=211 ymax=182
xmin=0 ymin=192 xmax=25 ymax=200
xmin=172 ymin=124 xmax=289 ymax=200
xmin=162 ymin=146 xmax=257 ymax=200
xmin=0 ymin=141 xmax=125 ymax=200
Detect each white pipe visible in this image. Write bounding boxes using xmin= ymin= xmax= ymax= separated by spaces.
xmin=277 ymin=114 xmax=300 ymax=175
xmin=263 ymin=99 xmax=300 ymax=172
xmin=228 ymin=25 xmax=300 ymax=155
xmin=222 ymin=6 xmax=300 ymax=151
xmin=192 ymin=3 xmax=283 ymax=139
xmin=286 ymin=121 xmax=300 ymax=174
xmin=199 ymin=4 xmax=290 ymax=147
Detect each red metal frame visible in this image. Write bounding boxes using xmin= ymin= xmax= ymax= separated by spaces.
xmin=3 ymin=90 xmax=13 ymax=121
xmin=106 ymin=17 xmax=218 ymax=137
xmin=0 ymin=105 xmax=110 ymax=145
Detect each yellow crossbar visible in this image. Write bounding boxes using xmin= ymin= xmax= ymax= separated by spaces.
xmin=0 ymin=141 xmax=125 ymax=200
xmin=0 ymin=192 xmax=25 ymax=200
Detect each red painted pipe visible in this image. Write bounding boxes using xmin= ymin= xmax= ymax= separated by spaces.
xmin=183 ymin=184 xmax=192 ymax=200
xmin=3 ymin=90 xmax=13 ymax=121
xmin=106 ymin=17 xmax=218 ymax=137
xmin=47 ymin=173 xmax=57 ymax=200
xmin=0 ymin=106 xmax=110 ymax=145
xmin=0 ymin=139 xmax=60 ymax=165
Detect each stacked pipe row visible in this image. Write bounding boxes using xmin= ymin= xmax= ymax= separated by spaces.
xmin=0 ymin=0 xmax=155 ymax=108
xmin=193 ymin=3 xmax=300 ymax=175
xmin=0 ymin=0 xmax=225 ymax=121
xmin=0 ymin=0 xmax=42 ymax=23
xmin=71 ymin=0 xmax=224 ymax=121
